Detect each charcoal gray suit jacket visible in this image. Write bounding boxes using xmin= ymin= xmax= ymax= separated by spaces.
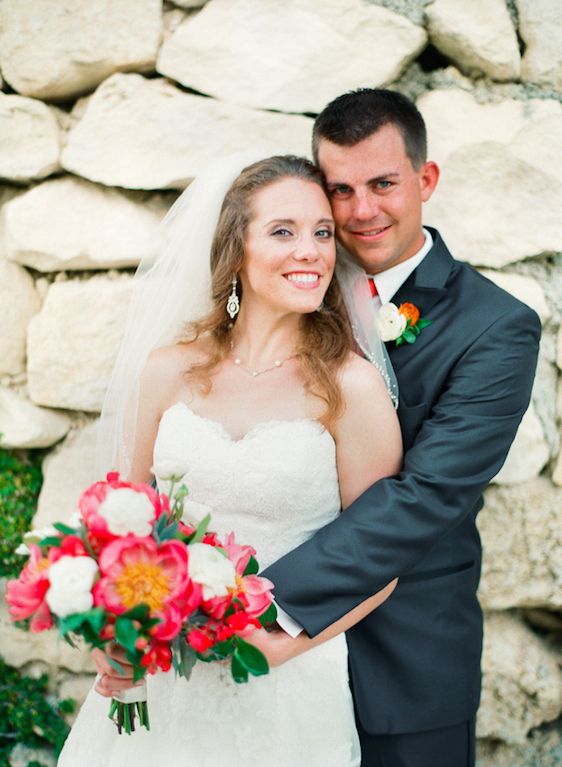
xmin=263 ymin=228 xmax=541 ymax=735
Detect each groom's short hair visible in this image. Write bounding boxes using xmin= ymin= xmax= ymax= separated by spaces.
xmin=312 ymin=88 xmax=427 ymax=170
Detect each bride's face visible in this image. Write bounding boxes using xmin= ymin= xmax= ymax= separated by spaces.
xmin=239 ymin=177 xmax=336 ymax=315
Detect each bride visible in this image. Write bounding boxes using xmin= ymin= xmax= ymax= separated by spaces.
xmin=57 ymin=154 xmax=402 ymax=766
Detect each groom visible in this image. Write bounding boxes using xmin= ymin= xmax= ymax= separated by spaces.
xmin=263 ymin=89 xmax=541 ymax=767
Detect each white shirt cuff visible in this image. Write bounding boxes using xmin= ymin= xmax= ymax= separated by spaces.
xmin=274 ymin=602 xmax=303 ymax=638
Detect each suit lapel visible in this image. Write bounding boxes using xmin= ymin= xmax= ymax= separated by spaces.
xmin=385 ymin=229 xmax=454 ymax=368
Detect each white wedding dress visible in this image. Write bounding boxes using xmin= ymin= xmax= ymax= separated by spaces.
xmin=58 ymin=401 xmax=361 ymax=766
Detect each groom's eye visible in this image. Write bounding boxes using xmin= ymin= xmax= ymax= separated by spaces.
xmin=374 ymin=180 xmax=393 ymax=190
xmin=329 ymin=185 xmax=351 ymax=198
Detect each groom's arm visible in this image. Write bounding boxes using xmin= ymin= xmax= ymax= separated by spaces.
xmin=262 ymin=303 xmax=541 ymax=637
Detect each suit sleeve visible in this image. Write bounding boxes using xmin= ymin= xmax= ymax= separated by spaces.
xmin=262 ymin=304 xmax=541 ymax=637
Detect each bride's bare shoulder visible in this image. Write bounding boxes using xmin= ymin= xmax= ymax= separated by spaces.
xmin=140 ymin=339 xmax=213 ymax=393
xmin=338 ymin=351 xmax=391 ymax=403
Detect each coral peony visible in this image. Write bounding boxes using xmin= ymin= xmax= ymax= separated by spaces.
xmin=93 ymin=537 xmax=196 ymax=640
xmin=6 ymin=544 xmax=54 ymax=632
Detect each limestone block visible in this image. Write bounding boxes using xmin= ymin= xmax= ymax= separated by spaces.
xmin=478 ymin=612 xmax=562 ymax=744
xmin=9 ymin=744 xmax=56 ymax=767
xmin=0 ymin=0 xmax=162 ymax=101
xmin=34 ymin=422 xmax=99 ymax=529
xmin=427 ymin=0 xmax=520 ymax=81
xmin=57 ymin=674 xmax=96 ymax=723
xmin=478 ymin=271 xmax=550 ymax=325
xmin=417 ymin=89 xmax=562 ymax=167
xmin=424 ymin=142 xmax=562 ymax=267
xmin=477 ymin=724 xmax=562 ymax=767
xmin=477 ymin=478 xmax=562 ymax=610
xmin=27 ymin=276 xmax=133 ymax=412
xmin=0 ymin=94 xmax=60 ymax=183
xmin=517 ymin=0 xmax=562 ymax=90
xmin=0 ymin=579 xmax=94 ymax=673
xmin=61 ymin=74 xmax=314 ymax=190
xmin=2 ymin=177 xmax=170 ymax=272
xmin=492 ymin=405 xmax=550 ymax=485
xmin=0 ymin=260 xmax=41 ymax=376
xmin=510 ymin=116 xmax=562 ymax=181
xmin=157 ymin=0 xmax=426 ymax=113
xmin=0 ymin=387 xmax=70 ymax=449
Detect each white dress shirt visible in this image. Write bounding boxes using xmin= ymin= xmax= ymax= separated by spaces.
xmin=275 ymin=228 xmax=434 ymax=638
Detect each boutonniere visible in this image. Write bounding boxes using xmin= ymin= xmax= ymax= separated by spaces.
xmin=378 ymin=302 xmax=432 ymax=346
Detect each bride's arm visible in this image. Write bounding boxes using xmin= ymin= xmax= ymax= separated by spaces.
xmin=252 ymin=354 xmax=403 ymax=666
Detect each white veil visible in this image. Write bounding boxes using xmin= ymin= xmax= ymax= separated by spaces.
xmin=96 ymin=152 xmax=398 ymax=479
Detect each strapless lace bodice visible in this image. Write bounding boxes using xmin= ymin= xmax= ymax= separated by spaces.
xmin=58 ymin=401 xmax=360 ymax=767
xmin=153 ymin=402 xmax=342 ymax=567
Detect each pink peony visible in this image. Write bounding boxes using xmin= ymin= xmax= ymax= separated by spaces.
xmin=93 ymin=537 xmax=199 ymax=641
xmin=6 ymin=544 xmax=55 ymax=632
xmin=79 ymin=472 xmax=167 ymax=552
xmin=223 ymin=532 xmax=274 ymax=620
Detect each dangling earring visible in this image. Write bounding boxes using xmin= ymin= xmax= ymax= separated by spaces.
xmin=227 ymin=276 xmax=240 ymax=319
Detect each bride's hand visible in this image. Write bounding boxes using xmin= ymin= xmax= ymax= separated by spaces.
xmin=92 ymin=643 xmax=139 ymax=698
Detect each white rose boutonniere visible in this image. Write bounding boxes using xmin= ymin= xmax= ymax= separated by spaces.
xmin=378 ymin=302 xmax=432 ymax=346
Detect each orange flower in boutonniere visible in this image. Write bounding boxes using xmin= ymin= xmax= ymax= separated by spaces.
xmin=378 ymin=302 xmax=431 ymax=346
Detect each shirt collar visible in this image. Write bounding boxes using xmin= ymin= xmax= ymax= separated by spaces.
xmin=369 ymin=228 xmax=433 ymax=305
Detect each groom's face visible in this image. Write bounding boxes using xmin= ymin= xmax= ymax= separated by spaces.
xmin=317 ymin=124 xmax=438 ymax=275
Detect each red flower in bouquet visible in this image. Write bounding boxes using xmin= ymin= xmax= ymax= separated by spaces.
xmin=94 ymin=537 xmax=198 ymax=641
xmin=80 ymin=472 xmax=168 ymax=552
xmin=6 ymin=544 xmax=54 ymax=632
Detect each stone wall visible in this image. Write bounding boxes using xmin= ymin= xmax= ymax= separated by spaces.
xmin=0 ymin=1 xmax=561 ymax=764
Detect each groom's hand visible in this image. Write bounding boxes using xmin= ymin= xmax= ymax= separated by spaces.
xmin=248 ymin=627 xmax=304 ymax=668
xmin=92 ymin=642 xmax=140 ymax=698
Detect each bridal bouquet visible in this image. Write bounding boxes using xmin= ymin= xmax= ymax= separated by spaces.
xmin=5 ymin=471 xmax=277 ymax=735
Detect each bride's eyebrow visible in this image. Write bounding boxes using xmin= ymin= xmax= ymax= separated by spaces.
xmin=265 ymin=217 xmax=335 ymax=226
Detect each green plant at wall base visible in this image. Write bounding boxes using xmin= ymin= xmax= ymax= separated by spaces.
xmin=0 ymin=448 xmax=43 ymax=579
xmin=0 ymin=657 xmax=74 ymax=767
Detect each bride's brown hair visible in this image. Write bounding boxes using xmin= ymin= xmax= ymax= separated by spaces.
xmin=179 ymin=155 xmax=354 ymax=429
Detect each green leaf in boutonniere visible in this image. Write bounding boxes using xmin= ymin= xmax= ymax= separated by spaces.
xmin=378 ymin=302 xmax=432 ymax=347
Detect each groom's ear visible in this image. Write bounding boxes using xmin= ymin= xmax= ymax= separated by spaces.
xmin=419 ymin=161 xmax=439 ymax=203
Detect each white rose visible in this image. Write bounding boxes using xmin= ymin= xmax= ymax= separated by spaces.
xmin=188 ymin=543 xmax=236 ymax=601
xmin=181 ymin=500 xmax=212 ymax=528
xmin=377 ymin=303 xmax=407 ymax=342
xmin=46 ymin=555 xmax=99 ymax=617
xmin=98 ymin=487 xmax=155 ymax=537
xmin=152 ymin=458 xmax=190 ymax=481
xmin=15 ymin=543 xmax=31 ymax=556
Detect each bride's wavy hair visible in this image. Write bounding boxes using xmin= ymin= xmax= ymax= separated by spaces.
xmin=180 ymin=155 xmax=354 ymax=429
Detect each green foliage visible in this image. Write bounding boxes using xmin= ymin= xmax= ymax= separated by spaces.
xmin=0 ymin=657 xmax=73 ymax=767
xmin=0 ymin=448 xmax=43 ymax=579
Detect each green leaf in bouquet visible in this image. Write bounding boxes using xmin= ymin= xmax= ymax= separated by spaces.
xmin=258 ymin=601 xmax=278 ymax=627
xmin=234 ymin=638 xmax=269 ymax=677
xmin=132 ymin=665 xmax=146 ymax=684
xmin=243 ymin=555 xmax=259 ymax=576
xmin=62 ymin=632 xmax=78 ymax=649
xmin=231 ymin=652 xmax=249 ymax=684
xmin=107 ymin=656 xmax=126 ymax=677
xmin=39 ymin=535 xmax=62 ymax=548
xmin=122 ymin=604 xmax=150 ymax=622
xmin=53 ymin=522 xmax=79 ymax=536
xmin=179 ymin=639 xmax=197 ymax=680
xmin=158 ymin=520 xmax=179 ymax=541
xmin=83 ymin=607 xmax=106 ymax=633
xmin=115 ymin=616 xmax=139 ymax=654
xmin=58 ymin=613 xmax=87 ymax=634
xmin=190 ymin=513 xmax=211 ymax=544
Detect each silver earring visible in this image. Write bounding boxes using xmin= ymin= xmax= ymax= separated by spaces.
xmin=316 ymin=301 xmax=324 ymax=312
xmin=227 ymin=276 xmax=240 ymax=319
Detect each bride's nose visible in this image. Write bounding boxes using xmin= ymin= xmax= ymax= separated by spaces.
xmin=293 ymin=233 xmax=320 ymax=261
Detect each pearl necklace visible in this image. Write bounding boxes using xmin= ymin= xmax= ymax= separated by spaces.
xmin=231 ymin=345 xmax=294 ymax=378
